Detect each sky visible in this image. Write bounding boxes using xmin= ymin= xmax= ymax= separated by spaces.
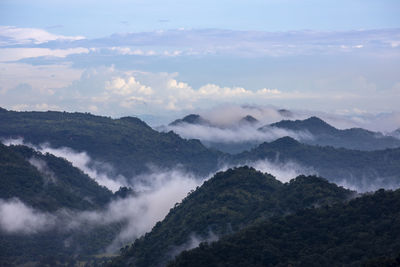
xmin=0 ymin=0 xmax=400 ymax=128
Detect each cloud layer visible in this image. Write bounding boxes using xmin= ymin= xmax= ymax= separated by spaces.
xmin=0 ymin=26 xmax=399 ymax=120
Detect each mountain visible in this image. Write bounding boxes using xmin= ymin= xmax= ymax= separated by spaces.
xmin=391 ymin=128 xmax=400 ymax=139
xmin=169 ymin=114 xmax=211 ymax=126
xmin=0 ymin=109 xmax=222 ymax=178
xmin=167 ymin=114 xmax=262 ymax=154
xmin=263 ymin=116 xmax=400 ymax=151
xmin=238 ymin=115 xmax=259 ymax=125
xmin=277 ymin=109 xmax=293 ymax=117
xmin=0 ymin=143 xmax=113 ymax=211
xmin=0 ymin=143 xmax=124 ymax=265
xmin=110 ymin=167 xmax=353 ymax=267
xmin=235 ymin=136 xmax=400 ymax=191
xmin=168 ymin=188 xmax=400 ymax=267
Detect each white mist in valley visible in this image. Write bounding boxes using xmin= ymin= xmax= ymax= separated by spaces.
xmin=246 ymin=159 xmax=317 ymax=183
xmin=166 ymin=123 xmax=313 ymax=145
xmin=0 ymin=198 xmax=56 ymax=234
xmin=2 ymin=136 xmax=391 ymax=255
xmin=2 ymin=138 xmax=127 ymax=192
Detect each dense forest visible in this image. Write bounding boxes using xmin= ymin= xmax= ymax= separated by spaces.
xmin=235 ymin=136 xmax=400 ymax=191
xmin=110 ymin=167 xmax=354 ymax=267
xmin=0 ymin=109 xmax=222 ymax=178
xmin=0 ymin=143 xmax=126 ymax=265
xmin=1 ymin=109 xmax=400 ymax=266
xmin=168 ymin=188 xmax=400 ymax=266
xmin=0 ymin=143 xmax=113 ymax=211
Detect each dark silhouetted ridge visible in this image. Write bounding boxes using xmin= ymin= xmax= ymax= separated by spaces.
xmin=270 ymin=116 xmax=337 ymax=135
xmin=169 ymin=114 xmax=210 ymax=126
xmin=239 ymin=115 xmax=259 ymax=125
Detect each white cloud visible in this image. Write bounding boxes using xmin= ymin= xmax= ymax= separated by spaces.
xmin=0 ymin=47 xmax=89 ymax=62
xmin=0 ymin=26 xmax=85 ymax=45
xmin=106 ymin=76 xmax=153 ymax=96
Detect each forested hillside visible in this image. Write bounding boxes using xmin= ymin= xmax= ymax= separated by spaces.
xmin=0 ymin=109 xmax=222 ymax=178
xmin=235 ymin=136 xmax=400 ymax=191
xmin=169 ymin=188 xmax=400 ymax=267
xmin=0 ymin=143 xmax=113 ymax=211
xmin=0 ymin=143 xmax=124 ymax=265
xmin=110 ymin=167 xmax=353 ymax=267
xmin=266 ymin=116 xmax=400 ymax=151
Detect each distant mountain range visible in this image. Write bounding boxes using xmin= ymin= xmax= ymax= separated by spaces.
xmin=234 ymin=136 xmax=400 ymax=191
xmin=265 ymin=116 xmax=400 ymax=151
xmin=167 ymin=113 xmax=400 ymax=153
xmin=1 ymin=108 xmax=399 ymax=191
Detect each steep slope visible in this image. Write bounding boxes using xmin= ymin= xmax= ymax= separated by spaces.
xmin=110 ymin=167 xmax=353 ymax=267
xmin=0 ymin=109 xmax=222 ymax=178
xmin=236 ymin=136 xmax=400 ymax=191
xmin=264 ymin=116 xmax=400 ymax=150
xmin=0 ymin=143 xmax=113 ymax=211
xmin=169 ymin=188 xmax=400 ymax=267
xmin=0 ymin=143 xmax=123 ymax=265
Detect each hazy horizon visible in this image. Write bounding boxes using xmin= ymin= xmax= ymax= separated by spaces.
xmin=1 ymin=0 xmax=399 ymax=129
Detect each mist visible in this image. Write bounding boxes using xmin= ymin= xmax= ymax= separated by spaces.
xmin=245 ymin=159 xmax=317 ymax=183
xmin=0 ymin=198 xmax=56 ymax=234
xmin=2 ymin=138 xmax=127 ymax=192
xmin=166 ymin=123 xmax=313 ymax=145
xmin=3 ymin=136 xmax=391 ymax=256
xmin=28 ymin=157 xmax=57 ymax=184
xmin=168 ymin=231 xmax=218 ymax=260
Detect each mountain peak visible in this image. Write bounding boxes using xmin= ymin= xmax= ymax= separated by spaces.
xmin=239 ymin=115 xmax=259 ymax=125
xmin=169 ymin=114 xmax=210 ymax=126
xmin=256 ymin=136 xmax=301 ymax=150
xmin=269 ymin=116 xmax=337 ymax=135
xmin=271 ymin=136 xmax=300 ymax=146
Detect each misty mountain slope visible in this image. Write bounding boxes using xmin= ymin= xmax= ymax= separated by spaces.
xmin=168 ymin=188 xmax=400 ymax=267
xmin=235 ymin=136 xmax=400 ymax=191
xmin=0 ymin=143 xmax=113 ymax=211
xmin=166 ymin=114 xmax=264 ymax=154
xmin=0 ymin=109 xmax=223 ymax=178
xmin=265 ymin=116 xmax=400 ymax=151
xmin=166 ymin=114 xmax=400 ymax=154
xmin=110 ymin=167 xmax=353 ymax=267
xmin=0 ymin=143 xmax=126 ymax=265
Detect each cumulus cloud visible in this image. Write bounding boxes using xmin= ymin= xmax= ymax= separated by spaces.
xmin=105 ymin=76 xmax=153 ymax=96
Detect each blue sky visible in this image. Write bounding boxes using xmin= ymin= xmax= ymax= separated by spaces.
xmin=1 ymin=0 xmax=400 ymax=37
xmin=0 ymin=0 xmax=400 ymax=129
